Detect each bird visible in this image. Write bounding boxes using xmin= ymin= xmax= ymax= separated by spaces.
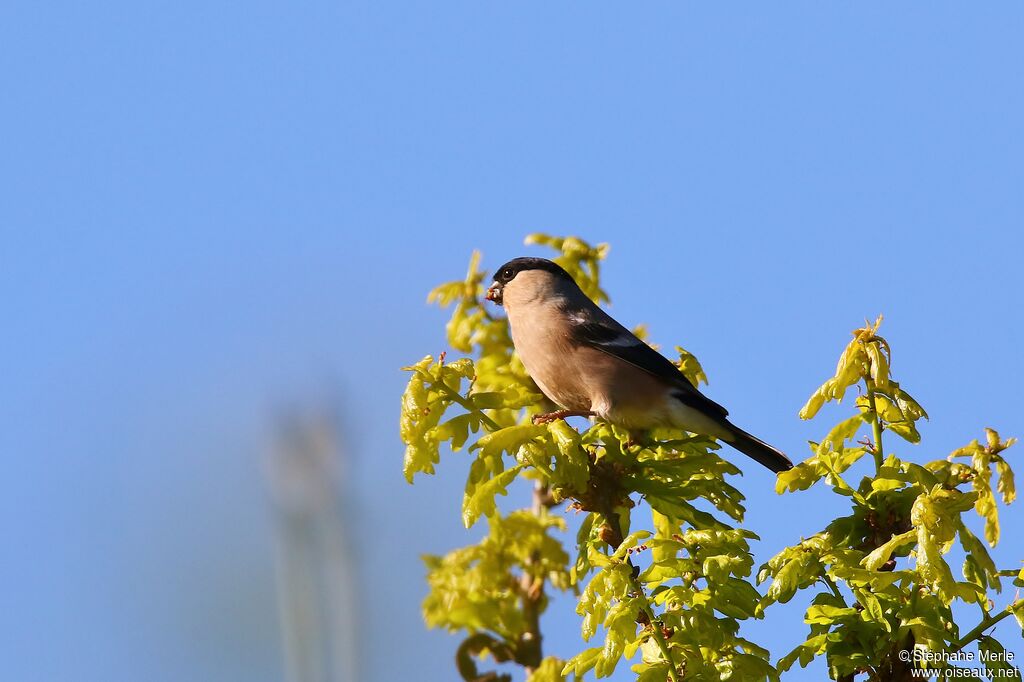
xmin=483 ymin=256 xmax=793 ymax=474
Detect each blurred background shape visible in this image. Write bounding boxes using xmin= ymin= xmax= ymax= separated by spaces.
xmin=267 ymin=409 xmax=359 ymax=682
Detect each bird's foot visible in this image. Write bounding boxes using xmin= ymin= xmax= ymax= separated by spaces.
xmin=624 ymin=431 xmax=650 ymax=449
xmin=532 ymin=410 xmax=596 ymax=425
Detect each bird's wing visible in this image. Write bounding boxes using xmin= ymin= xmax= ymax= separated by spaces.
xmin=565 ymin=303 xmax=729 ymax=420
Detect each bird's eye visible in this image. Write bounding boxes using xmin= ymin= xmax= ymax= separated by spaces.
xmin=501 ymin=268 xmax=514 ymax=281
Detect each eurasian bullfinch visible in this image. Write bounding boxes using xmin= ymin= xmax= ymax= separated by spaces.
xmin=485 ymin=257 xmax=792 ymax=474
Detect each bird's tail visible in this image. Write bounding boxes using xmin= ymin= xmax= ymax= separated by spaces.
xmin=721 ymin=421 xmax=793 ymax=474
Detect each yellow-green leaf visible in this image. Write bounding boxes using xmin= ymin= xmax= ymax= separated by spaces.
xmin=863 ymin=530 xmax=916 ymax=571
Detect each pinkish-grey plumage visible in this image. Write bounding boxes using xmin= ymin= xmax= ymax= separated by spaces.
xmin=486 ymin=257 xmax=792 ymax=474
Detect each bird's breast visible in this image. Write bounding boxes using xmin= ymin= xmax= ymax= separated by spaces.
xmin=505 ymin=301 xmax=592 ymax=411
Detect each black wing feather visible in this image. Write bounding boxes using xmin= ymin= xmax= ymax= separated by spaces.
xmin=565 ymin=303 xmax=729 ymax=420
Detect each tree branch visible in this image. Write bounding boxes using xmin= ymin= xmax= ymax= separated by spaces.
xmin=517 ymin=481 xmax=550 ymax=674
xmin=600 ymin=503 xmax=682 ymax=682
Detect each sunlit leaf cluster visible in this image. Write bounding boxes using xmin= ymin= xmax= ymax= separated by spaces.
xmin=761 ymin=318 xmax=1021 ymax=680
xmin=423 ymin=511 xmax=572 ymax=680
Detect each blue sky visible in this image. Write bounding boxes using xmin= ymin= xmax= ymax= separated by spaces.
xmin=2 ymin=2 xmax=1022 ymax=681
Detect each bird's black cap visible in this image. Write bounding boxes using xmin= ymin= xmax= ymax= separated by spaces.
xmin=491 ymin=257 xmax=574 ymax=284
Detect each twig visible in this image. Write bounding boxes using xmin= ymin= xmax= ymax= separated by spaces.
xmin=821 ymin=574 xmax=846 ymax=603
xmin=429 ymin=376 xmax=503 ymax=431
xmin=864 ymin=377 xmax=885 ymax=472
xmin=950 ymin=599 xmax=1024 ymax=654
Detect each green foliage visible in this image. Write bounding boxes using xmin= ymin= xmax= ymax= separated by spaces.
xmin=403 ymin=235 xmax=779 ymax=681
xmin=423 ymin=511 xmax=572 ymax=638
xmin=402 ymin=241 xmax=1022 ymax=681
xmin=761 ymin=317 xmax=1022 ymax=679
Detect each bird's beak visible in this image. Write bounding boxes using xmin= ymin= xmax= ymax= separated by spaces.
xmin=485 ymin=282 xmax=502 ymax=304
